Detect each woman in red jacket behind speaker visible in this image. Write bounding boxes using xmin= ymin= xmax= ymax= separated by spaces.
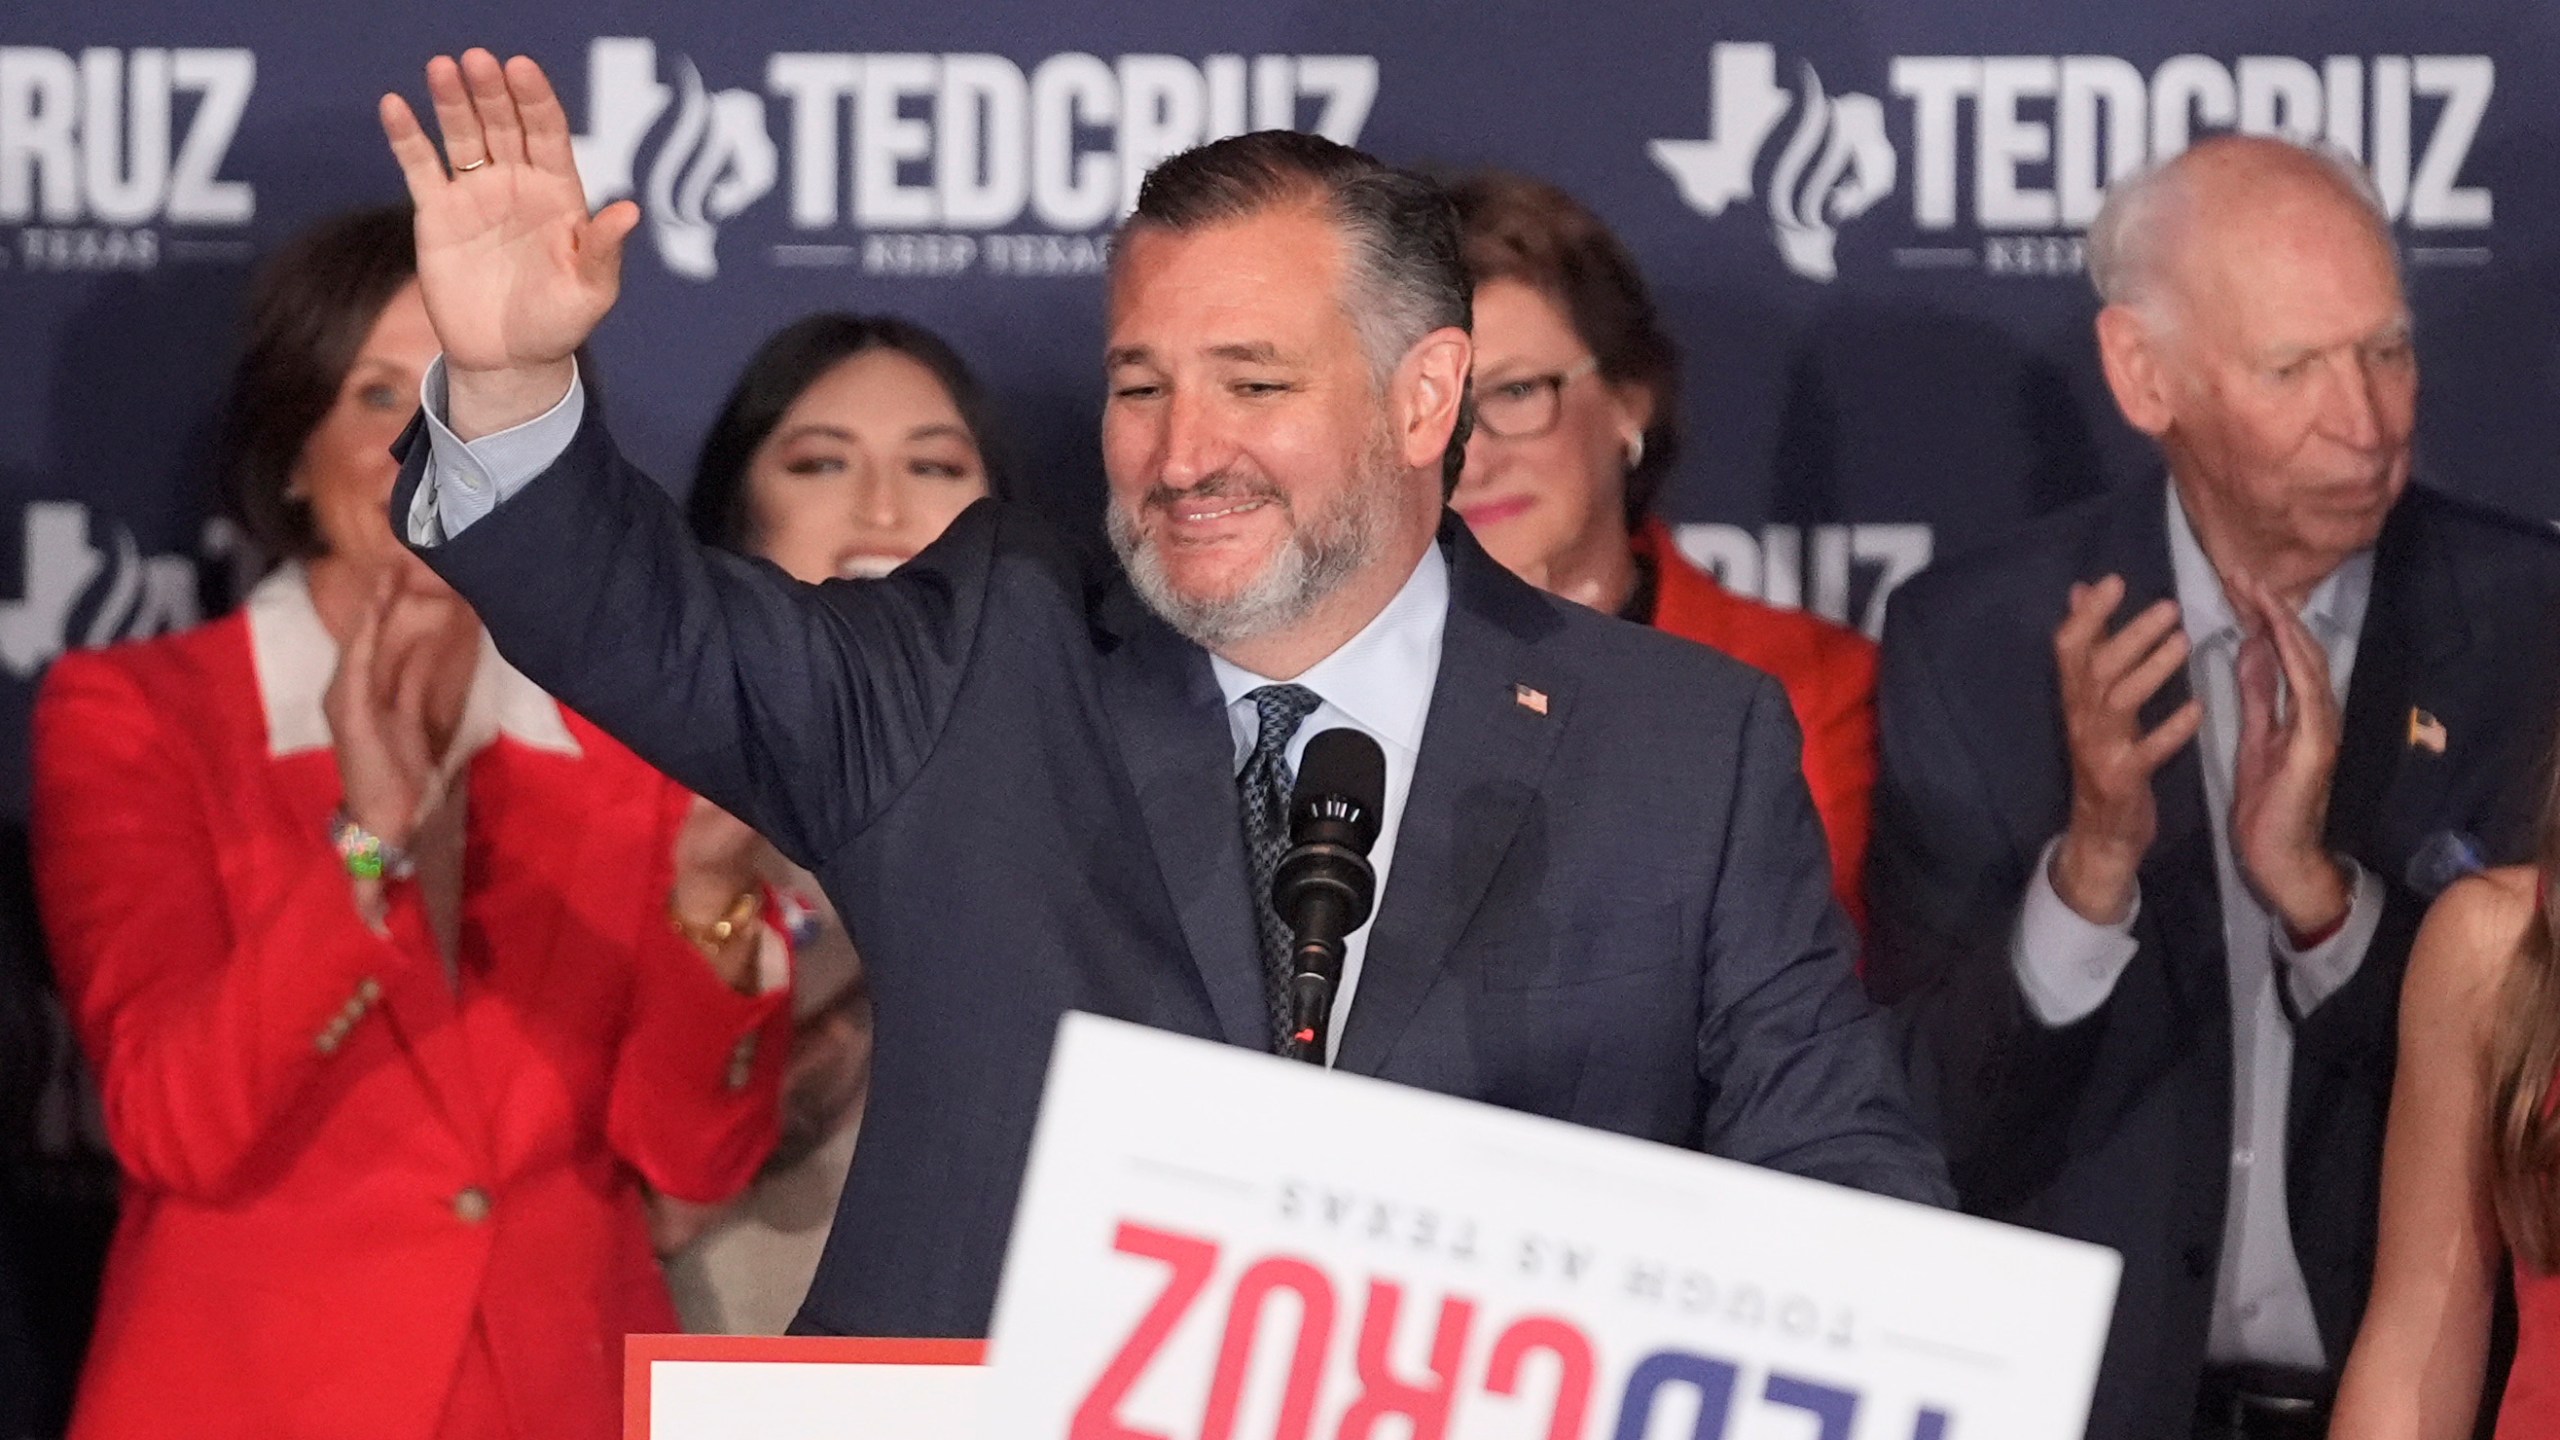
xmin=1448 ymin=172 xmax=1879 ymax=930
xmin=30 ymin=207 xmax=793 ymax=1440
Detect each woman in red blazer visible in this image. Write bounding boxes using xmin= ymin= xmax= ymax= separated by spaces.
xmin=30 ymin=207 xmax=792 ymax=1440
xmin=1448 ymin=172 xmax=1879 ymax=931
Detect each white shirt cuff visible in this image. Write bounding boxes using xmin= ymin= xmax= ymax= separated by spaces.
xmin=2276 ymin=856 xmax=2384 ymax=1016
xmin=405 ymin=355 xmax=586 ymax=546
xmin=2012 ymin=835 xmax=2142 ymax=1027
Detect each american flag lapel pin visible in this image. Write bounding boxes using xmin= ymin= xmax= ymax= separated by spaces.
xmin=1513 ymin=683 xmax=1549 ymax=716
xmin=2408 ymin=707 xmax=2448 ymax=755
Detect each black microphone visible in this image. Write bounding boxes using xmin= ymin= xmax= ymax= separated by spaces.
xmin=1273 ymin=728 xmax=1386 ymax=1064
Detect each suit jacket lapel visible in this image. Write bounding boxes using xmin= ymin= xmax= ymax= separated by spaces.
xmin=2326 ymin=496 xmax=2467 ymax=874
xmin=1336 ymin=524 xmax=1573 ymax=1077
xmin=1095 ymin=596 xmax=1269 ymax=1049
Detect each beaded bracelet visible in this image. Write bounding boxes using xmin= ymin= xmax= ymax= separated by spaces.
xmin=330 ymin=807 xmax=417 ymax=882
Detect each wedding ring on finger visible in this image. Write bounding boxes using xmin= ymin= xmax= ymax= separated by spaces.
xmin=453 ymin=156 xmax=490 ymax=173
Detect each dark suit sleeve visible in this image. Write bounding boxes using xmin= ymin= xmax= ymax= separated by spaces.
xmin=393 ymin=406 xmax=995 ymax=869
xmin=1694 ymin=671 xmax=1955 ymax=1206
xmin=1864 ymin=591 xmax=2104 ymax=1205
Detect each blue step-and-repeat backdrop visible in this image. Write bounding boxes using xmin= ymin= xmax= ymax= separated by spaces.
xmin=3 ymin=2 xmax=2557 ymax=825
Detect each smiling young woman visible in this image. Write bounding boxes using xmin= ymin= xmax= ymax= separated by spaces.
xmin=683 ymin=314 xmax=1003 ymax=588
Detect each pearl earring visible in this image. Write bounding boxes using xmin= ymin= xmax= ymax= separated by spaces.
xmin=1623 ymin=433 xmax=1646 ymax=472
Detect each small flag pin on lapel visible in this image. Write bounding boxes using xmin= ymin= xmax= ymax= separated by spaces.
xmin=2408 ymin=707 xmax=2448 ymax=755
xmin=1513 ymin=683 xmax=1549 ymax=716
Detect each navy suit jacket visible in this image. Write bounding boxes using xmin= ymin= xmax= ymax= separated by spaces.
xmin=1866 ymin=481 xmax=2560 ymax=1440
xmin=395 ymin=406 xmax=1951 ymax=1337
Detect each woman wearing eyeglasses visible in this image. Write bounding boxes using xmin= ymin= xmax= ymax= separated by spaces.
xmin=1448 ymin=170 xmax=1879 ymax=930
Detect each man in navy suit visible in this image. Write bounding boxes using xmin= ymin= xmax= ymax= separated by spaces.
xmin=1866 ymin=136 xmax=2560 ymax=1440
xmin=378 ymin=49 xmax=1949 ymax=1338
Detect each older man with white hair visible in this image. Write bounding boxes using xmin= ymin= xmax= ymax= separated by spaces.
xmin=1866 ymin=134 xmax=2560 ymax=1440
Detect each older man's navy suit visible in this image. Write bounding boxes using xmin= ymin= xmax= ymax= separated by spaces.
xmin=1867 ymin=481 xmax=2560 ymax=1439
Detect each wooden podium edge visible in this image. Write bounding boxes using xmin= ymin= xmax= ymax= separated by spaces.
xmin=623 ymin=1334 xmax=988 ymax=1438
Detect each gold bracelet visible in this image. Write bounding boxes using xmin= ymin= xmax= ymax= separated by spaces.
xmin=671 ymin=888 xmax=760 ymax=958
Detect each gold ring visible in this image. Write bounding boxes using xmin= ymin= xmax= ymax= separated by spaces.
xmin=453 ymin=156 xmax=490 ymax=173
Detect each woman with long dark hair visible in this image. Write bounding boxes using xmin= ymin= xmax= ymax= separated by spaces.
xmin=2331 ymin=764 xmax=2560 ymax=1436
xmin=653 ymin=312 xmax=1001 ymax=1334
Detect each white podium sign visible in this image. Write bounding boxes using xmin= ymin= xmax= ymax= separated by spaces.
xmin=623 ymin=1336 xmax=984 ymax=1439
xmin=983 ymin=1014 xmax=2119 ymax=1439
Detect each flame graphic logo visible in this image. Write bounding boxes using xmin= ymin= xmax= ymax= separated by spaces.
xmin=1651 ymin=43 xmax=1899 ymax=283
xmin=1763 ymin=65 xmax=1895 ymax=282
xmin=645 ymin=61 xmax=779 ymax=280
xmin=571 ymin=38 xmax=778 ymax=282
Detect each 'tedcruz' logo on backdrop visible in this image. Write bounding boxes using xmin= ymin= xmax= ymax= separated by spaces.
xmin=568 ymin=37 xmax=1380 ymax=281
xmin=573 ymin=39 xmax=778 ymax=282
xmin=1652 ymin=46 xmax=1896 ymax=284
xmin=0 ymin=46 xmax=257 ymax=273
xmin=1654 ymin=41 xmax=2496 ymax=282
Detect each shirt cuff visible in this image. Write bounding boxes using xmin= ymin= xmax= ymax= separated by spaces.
xmin=406 ymin=355 xmax=586 ymax=546
xmin=2276 ymin=856 xmax=2384 ymax=1016
xmin=2012 ymin=835 xmax=2142 ymax=1027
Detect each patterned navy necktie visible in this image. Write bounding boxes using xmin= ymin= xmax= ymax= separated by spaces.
xmin=1238 ymin=683 xmax=1324 ymax=1052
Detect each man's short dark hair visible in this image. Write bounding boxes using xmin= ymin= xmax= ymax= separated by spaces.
xmin=1122 ymin=131 xmax=1475 ymax=495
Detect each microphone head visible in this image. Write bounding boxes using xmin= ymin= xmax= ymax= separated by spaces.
xmin=1290 ymin=727 xmax=1387 ymax=853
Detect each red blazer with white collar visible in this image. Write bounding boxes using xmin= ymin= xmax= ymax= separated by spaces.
xmin=31 ymin=587 xmax=791 ymax=1440
xmin=1635 ymin=518 xmax=1879 ymax=933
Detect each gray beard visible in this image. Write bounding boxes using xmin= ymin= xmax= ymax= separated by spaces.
xmin=1108 ymin=432 xmax=1404 ymax=653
